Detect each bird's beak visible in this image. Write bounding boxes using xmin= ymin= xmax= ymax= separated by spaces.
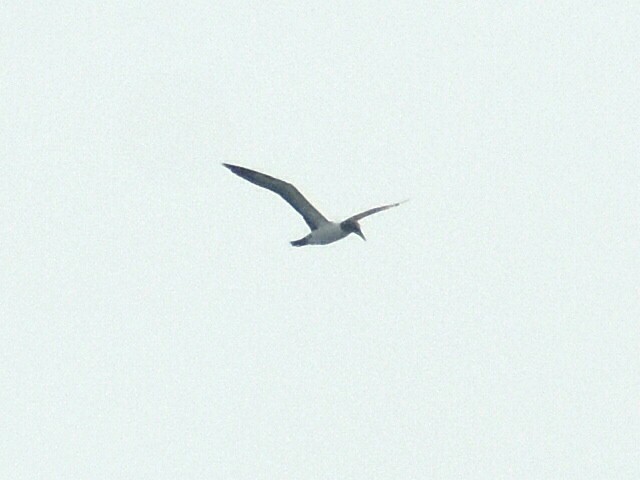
xmin=356 ymin=230 xmax=366 ymax=241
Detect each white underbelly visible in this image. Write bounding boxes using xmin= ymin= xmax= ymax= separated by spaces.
xmin=307 ymin=223 xmax=348 ymax=245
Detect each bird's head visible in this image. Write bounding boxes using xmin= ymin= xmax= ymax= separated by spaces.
xmin=341 ymin=219 xmax=366 ymax=241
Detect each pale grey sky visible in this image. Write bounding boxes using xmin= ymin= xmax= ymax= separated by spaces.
xmin=1 ymin=2 xmax=638 ymax=479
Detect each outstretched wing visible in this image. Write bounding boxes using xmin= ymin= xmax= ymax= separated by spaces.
xmin=223 ymin=163 xmax=329 ymax=230
xmin=348 ymin=200 xmax=408 ymax=222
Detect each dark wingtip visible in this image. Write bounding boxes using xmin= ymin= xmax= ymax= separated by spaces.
xmin=222 ymin=163 xmax=245 ymax=176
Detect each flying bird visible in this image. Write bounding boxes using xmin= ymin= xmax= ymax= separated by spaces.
xmin=223 ymin=163 xmax=405 ymax=246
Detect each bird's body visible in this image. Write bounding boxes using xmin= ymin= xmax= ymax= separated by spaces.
xmin=223 ymin=163 xmax=405 ymax=246
xmin=293 ymin=222 xmax=349 ymax=246
xmin=309 ymin=222 xmax=350 ymax=245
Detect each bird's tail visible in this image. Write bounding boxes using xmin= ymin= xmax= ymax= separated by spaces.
xmin=290 ymin=236 xmax=309 ymax=247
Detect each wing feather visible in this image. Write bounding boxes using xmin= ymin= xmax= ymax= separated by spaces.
xmin=223 ymin=164 xmax=329 ymax=230
xmin=348 ymin=200 xmax=407 ymax=222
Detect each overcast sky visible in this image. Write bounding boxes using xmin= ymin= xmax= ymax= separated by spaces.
xmin=1 ymin=2 xmax=638 ymax=479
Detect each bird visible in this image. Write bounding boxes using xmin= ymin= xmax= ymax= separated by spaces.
xmin=223 ymin=163 xmax=406 ymax=246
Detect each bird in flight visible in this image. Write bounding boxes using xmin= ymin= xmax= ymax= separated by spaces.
xmin=223 ymin=163 xmax=406 ymax=246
